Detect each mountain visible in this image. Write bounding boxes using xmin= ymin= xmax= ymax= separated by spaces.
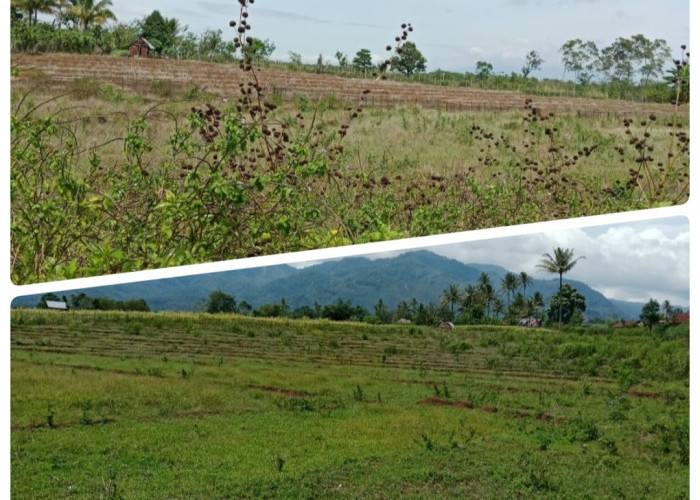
xmin=12 ymin=250 xmax=644 ymax=320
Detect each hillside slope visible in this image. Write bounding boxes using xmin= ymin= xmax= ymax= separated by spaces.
xmin=12 ymin=250 xmax=644 ymax=319
xmin=10 ymin=53 xmax=682 ymax=117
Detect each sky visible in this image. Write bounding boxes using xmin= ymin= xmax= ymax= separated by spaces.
xmin=105 ymin=0 xmax=690 ymax=78
xmin=420 ymin=216 xmax=689 ymax=307
xmin=290 ymin=216 xmax=689 ymax=307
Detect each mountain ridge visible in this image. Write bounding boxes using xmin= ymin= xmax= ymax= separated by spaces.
xmin=12 ymin=250 xmax=646 ymax=320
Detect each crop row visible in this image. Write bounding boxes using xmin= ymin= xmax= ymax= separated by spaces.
xmin=11 ymin=53 xmax=683 ymax=116
xmin=12 ymin=318 xmax=610 ymax=382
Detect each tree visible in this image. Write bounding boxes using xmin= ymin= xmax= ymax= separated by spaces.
xmin=475 ymin=60 xmax=494 ymax=79
xmin=288 ymin=51 xmax=302 ymax=67
xmin=521 ymin=50 xmax=543 ymax=77
xmin=391 ymin=41 xmax=427 ymax=76
xmin=537 ymin=247 xmax=584 ymax=330
xmin=139 ymin=10 xmax=184 ymax=54
xmin=547 ymin=284 xmax=586 ymax=325
xmin=10 ymin=0 xmax=59 ymax=25
xmin=441 ymin=283 xmax=461 ymax=319
xmin=243 ymin=37 xmax=275 ymax=63
xmin=414 ymin=302 xmax=442 ymax=326
xmin=352 ymin=48 xmax=374 ymax=74
xmin=206 ymin=290 xmax=237 ymax=314
xmin=197 ymin=29 xmax=227 ymax=59
xmin=662 ymin=299 xmax=673 ymax=319
xmin=631 ymin=34 xmax=671 ymax=83
xmin=64 ymin=0 xmax=115 ymax=30
xmin=500 ymin=272 xmax=519 ymax=309
xmin=559 ymin=38 xmax=599 ymax=85
xmin=519 ymin=271 xmax=533 ymax=297
xmin=395 ymin=300 xmax=413 ymax=321
xmin=36 ymin=292 xmax=61 ymax=308
xmin=640 ymin=299 xmax=661 ymax=332
xmin=335 ymin=50 xmax=348 ymax=70
xmin=480 ymin=283 xmax=497 ymax=320
xmin=374 ymin=298 xmax=392 ymax=324
xmin=492 ymin=298 xmax=505 ymax=321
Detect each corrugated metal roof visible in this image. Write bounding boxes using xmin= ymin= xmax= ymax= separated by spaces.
xmin=46 ymin=300 xmax=68 ymax=310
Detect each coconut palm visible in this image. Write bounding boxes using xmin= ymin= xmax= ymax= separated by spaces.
xmin=500 ymin=272 xmax=519 ymax=308
xmin=537 ymin=247 xmax=584 ymax=329
xmin=480 ymin=283 xmax=497 ymax=320
xmin=441 ymin=283 xmax=461 ymax=319
xmin=519 ymin=271 xmax=533 ymax=297
xmin=11 ymin=0 xmax=59 ymax=25
xmin=64 ymin=0 xmax=115 ymax=30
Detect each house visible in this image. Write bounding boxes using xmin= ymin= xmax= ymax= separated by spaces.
xmin=518 ymin=317 xmax=541 ymax=328
xmin=671 ymin=312 xmax=690 ymax=325
xmin=45 ymin=300 xmax=68 ymax=310
xmin=612 ymin=320 xmax=642 ymax=329
xmin=129 ymin=37 xmax=155 ymax=58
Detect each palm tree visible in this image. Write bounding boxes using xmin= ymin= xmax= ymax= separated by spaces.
xmin=519 ymin=271 xmax=533 ymax=297
xmin=481 ymin=283 xmax=497 ymax=321
xmin=500 ymin=272 xmax=519 ymax=308
xmin=537 ymin=247 xmax=584 ymax=330
xmin=441 ymin=283 xmax=461 ymax=319
xmin=478 ymin=271 xmax=491 ymax=290
xmin=65 ymin=0 xmax=115 ymax=30
xmin=11 ymin=0 xmax=59 ymax=25
xmin=492 ymin=298 xmax=505 ymax=321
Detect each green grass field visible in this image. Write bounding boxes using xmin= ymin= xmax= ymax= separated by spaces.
xmin=10 ymin=309 xmax=688 ymax=499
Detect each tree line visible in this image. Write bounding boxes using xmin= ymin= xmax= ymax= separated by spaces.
xmin=10 ymin=1 xmax=688 ymax=103
xmin=36 ymin=292 xmax=150 ymax=311
xmin=202 ymin=247 xmax=589 ymax=328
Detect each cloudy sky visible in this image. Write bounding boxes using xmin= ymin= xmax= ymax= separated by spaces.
xmin=105 ymin=0 xmax=689 ymax=77
xmin=421 ymin=216 xmax=690 ymax=307
xmin=287 ymin=216 xmax=689 ymax=307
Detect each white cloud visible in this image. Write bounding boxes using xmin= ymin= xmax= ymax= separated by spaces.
xmin=429 ymin=218 xmax=689 ymax=306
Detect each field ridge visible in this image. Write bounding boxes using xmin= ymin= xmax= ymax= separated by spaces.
xmin=10 ymin=52 xmax=684 ymax=116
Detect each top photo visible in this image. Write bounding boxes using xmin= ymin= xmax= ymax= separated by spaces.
xmin=9 ymin=0 xmax=690 ymax=285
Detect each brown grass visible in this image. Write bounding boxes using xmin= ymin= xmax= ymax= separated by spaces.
xmin=11 ymin=52 xmax=684 ymax=116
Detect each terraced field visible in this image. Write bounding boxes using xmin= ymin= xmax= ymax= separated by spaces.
xmin=10 ymin=309 xmax=689 ymax=498
xmin=10 ymin=53 xmax=683 ymax=117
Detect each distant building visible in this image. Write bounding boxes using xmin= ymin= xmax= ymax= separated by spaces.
xmin=671 ymin=312 xmax=690 ymax=325
xmin=518 ymin=317 xmax=541 ymax=328
xmin=613 ymin=320 xmax=642 ymax=328
xmin=129 ymin=37 xmax=155 ymax=58
xmin=45 ymin=300 xmax=68 ymax=310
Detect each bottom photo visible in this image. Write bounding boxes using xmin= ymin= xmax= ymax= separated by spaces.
xmin=10 ymin=216 xmax=689 ymax=498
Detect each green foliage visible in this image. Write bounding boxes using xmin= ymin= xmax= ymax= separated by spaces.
xmin=242 ymin=38 xmax=275 ymax=63
xmin=206 ymin=290 xmax=237 ymax=314
xmin=150 ymin=79 xmax=173 ymax=97
xmin=391 ymin=41 xmax=427 ymax=76
xmin=10 ymin=9 xmax=690 ymax=284
xmin=640 ymin=299 xmax=661 ymax=331
xmin=547 ymin=284 xmax=587 ymax=325
xmin=352 ymin=48 xmax=374 ymax=74
xmin=521 ymin=50 xmax=544 ymax=78
xmin=10 ymin=309 xmax=689 ymax=498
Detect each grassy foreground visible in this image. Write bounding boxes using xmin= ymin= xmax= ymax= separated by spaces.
xmin=10 ymin=309 xmax=689 ymax=499
xmin=10 ymin=79 xmax=689 ymax=284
